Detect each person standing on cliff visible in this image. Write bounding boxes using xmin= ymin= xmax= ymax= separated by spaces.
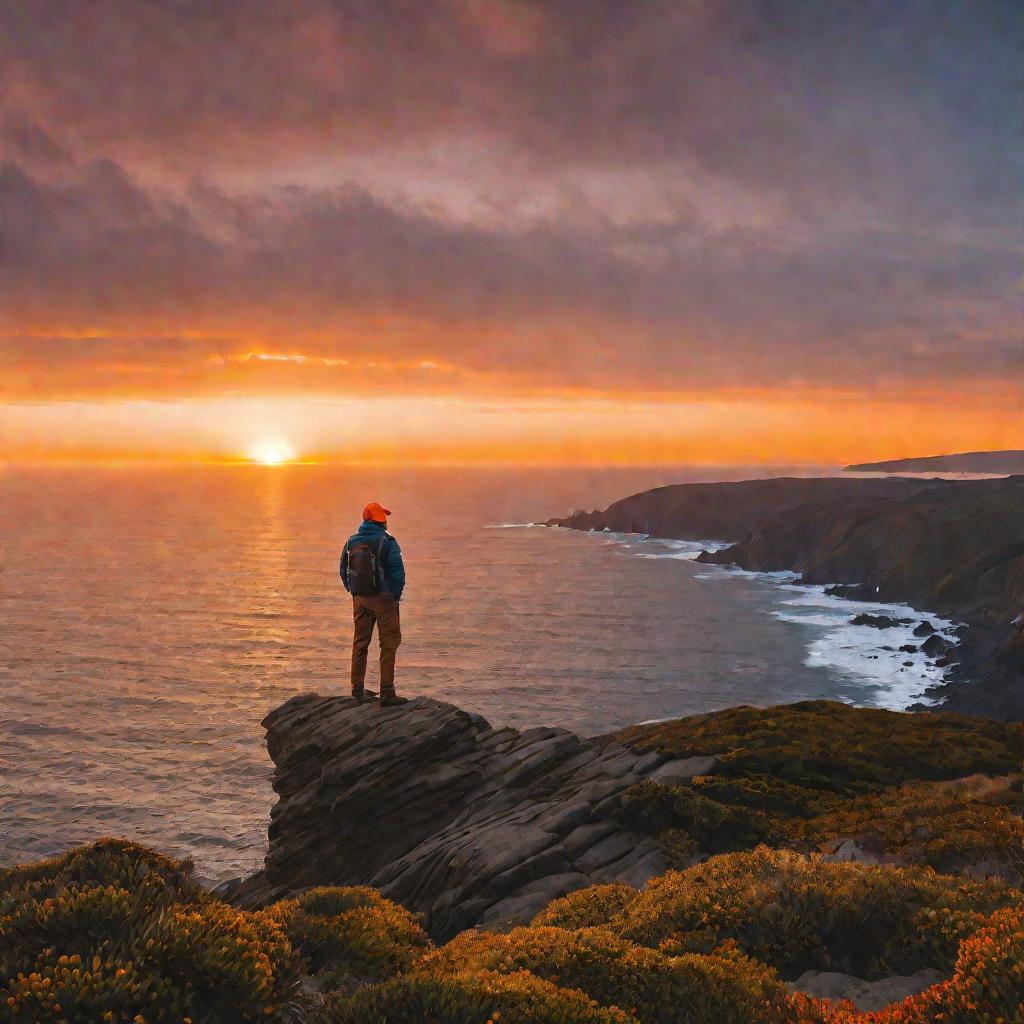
xmin=339 ymin=503 xmax=408 ymax=707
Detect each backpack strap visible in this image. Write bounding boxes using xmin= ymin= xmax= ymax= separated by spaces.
xmin=375 ymin=535 xmax=388 ymax=589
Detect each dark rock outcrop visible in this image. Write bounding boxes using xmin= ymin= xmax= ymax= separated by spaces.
xmin=228 ymin=694 xmax=704 ymax=939
xmin=851 ymin=613 xmax=913 ymax=629
xmin=921 ymin=634 xmax=950 ymax=658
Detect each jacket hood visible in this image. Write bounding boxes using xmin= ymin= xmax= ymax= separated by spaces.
xmin=356 ymin=519 xmax=388 ymax=537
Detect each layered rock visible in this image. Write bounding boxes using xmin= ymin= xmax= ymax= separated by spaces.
xmin=229 ymin=693 xmax=708 ymax=939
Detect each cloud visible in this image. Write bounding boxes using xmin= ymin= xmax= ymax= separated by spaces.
xmin=0 ymin=2 xmax=1020 ymax=410
xmin=2 ymin=145 xmax=1020 ymax=402
xmin=2 ymin=2 xmax=1019 ymax=225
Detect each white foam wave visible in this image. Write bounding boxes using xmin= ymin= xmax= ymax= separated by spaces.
xmin=614 ymin=534 xmax=958 ymax=710
xmin=634 ymin=539 xmax=732 ymax=561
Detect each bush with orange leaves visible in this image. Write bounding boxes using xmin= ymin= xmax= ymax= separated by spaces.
xmin=543 ymin=847 xmax=1018 ymax=980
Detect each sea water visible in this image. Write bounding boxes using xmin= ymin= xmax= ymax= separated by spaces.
xmin=0 ymin=464 xmax=955 ymax=881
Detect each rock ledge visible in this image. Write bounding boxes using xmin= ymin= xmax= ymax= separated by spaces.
xmin=229 ymin=694 xmax=697 ymax=939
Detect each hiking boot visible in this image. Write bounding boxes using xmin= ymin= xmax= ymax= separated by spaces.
xmin=352 ymin=688 xmax=377 ymax=704
xmin=379 ymin=695 xmax=409 ymax=707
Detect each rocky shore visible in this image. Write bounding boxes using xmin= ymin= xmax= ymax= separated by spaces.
xmin=549 ymin=475 xmax=1024 ymax=720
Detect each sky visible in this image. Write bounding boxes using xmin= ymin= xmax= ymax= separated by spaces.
xmin=1 ymin=0 xmax=1021 ymax=464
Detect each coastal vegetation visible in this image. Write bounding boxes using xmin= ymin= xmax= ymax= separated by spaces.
xmin=2 ymin=704 xmax=1020 ymax=1022
xmin=616 ymin=701 xmax=1024 ymax=880
xmin=2 ymin=838 xmax=1021 ymax=1023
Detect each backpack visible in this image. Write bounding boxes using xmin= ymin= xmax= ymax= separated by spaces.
xmin=347 ymin=535 xmax=388 ymax=597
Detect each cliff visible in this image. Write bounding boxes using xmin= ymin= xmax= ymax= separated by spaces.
xmin=227 ymin=694 xmax=1023 ymax=942
xmin=696 ymin=475 xmax=1024 ymax=718
xmin=547 ymin=475 xmax=935 ymax=540
xmin=228 ymin=692 xmax=712 ymax=938
xmin=552 ymin=475 xmax=1024 ymax=719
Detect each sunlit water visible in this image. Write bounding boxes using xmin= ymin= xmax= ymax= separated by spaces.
xmin=0 ymin=464 xmax=954 ymax=882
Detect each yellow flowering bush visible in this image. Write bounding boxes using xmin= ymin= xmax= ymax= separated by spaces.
xmin=422 ymin=925 xmax=795 ymax=1024
xmin=596 ymin=847 xmax=1020 ymax=978
xmin=792 ymin=776 xmax=1024 ymax=878
xmin=532 ymin=882 xmax=636 ymax=929
xmin=790 ymin=905 xmax=1024 ymax=1023
xmin=0 ymin=841 xmax=300 ymax=1023
xmin=617 ymin=703 xmax=1024 ymax=869
xmin=324 ymin=967 xmax=639 ymax=1023
xmin=263 ymin=886 xmax=430 ymax=982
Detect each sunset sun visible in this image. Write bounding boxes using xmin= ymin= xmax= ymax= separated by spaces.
xmin=248 ymin=440 xmax=295 ymax=465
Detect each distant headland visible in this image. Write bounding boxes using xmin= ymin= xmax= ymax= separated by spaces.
xmin=845 ymin=449 xmax=1024 ymax=475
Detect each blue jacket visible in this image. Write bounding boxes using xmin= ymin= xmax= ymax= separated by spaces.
xmin=340 ymin=520 xmax=406 ymax=601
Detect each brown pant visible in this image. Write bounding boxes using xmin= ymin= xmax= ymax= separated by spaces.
xmin=351 ymin=594 xmax=402 ymax=697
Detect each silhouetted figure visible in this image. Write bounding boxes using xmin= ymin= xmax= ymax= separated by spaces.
xmin=340 ymin=502 xmax=408 ymax=706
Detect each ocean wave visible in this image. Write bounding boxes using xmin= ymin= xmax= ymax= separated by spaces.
xmin=635 ymin=539 xmax=732 ymax=561
xmin=615 ymin=539 xmax=958 ymax=711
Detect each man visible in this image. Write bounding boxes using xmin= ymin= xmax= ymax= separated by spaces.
xmin=339 ymin=502 xmax=408 ymax=707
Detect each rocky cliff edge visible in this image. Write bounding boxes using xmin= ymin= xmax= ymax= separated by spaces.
xmin=228 ymin=693 xmax=713 ymax=939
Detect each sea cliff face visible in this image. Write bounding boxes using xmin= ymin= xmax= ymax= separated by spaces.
xmin=552 ymin=475 xmax=1024 ymax=719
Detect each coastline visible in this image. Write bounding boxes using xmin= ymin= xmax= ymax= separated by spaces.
xmin=567 ymin=526 xmax=962 ymax=713
xmin=548 ymin=475 xmax=1024 ymax=720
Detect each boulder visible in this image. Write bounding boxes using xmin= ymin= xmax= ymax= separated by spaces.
xmin=851 ymin=613 xmax=912 ymax=629
xmin=913 ymin=621 xmax=936 ymax=637
xmin=791 ymin=968 xmax=944 ymax=1011
xmin=921 ymin=634 xmax=950 ymax=658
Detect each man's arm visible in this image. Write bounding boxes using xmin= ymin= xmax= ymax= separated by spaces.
xmin=339 ymin=542 xmax=350 ymax=592
xmin=386 ymin=536 xmax=405 ymax=600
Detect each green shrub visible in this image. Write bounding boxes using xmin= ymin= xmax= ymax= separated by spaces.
xmin=323 ymin=968 xmax=639 ymax=1023
xmin=602 ymin=847 xmax=1020 ymax=979
xmin=0 ymin=838 xmax=199 ymax=911
xmin=615 ymin=702 xmax=1023 ymax=794
xmin=616 ymin=705 xmax=1024 ymax=873
xmin=791 ymin=904 xmax=1024 ymax=1023
xmin=0 ymin=841 xmax=300 ymax=1023
xmin=264 ymin=885 xmax=430 ymax=982
xmin=424 ymin=925 xmax=796 ymax=1024
xmin=791 ymin=776 xmax=1024 ymax=879
xmin=533 ymin=883 xmax=636 ymax=929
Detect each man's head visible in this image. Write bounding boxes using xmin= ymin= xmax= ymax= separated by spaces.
xmin=362 ymin=502 xmax=391 ymax=524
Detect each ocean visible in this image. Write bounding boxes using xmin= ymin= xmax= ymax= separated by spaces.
xmin=0 ymin=464 xmax=956 ymax=882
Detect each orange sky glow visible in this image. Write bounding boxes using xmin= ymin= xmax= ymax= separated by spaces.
xmin=2 ymin=2 xmax=1020 ymax=466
